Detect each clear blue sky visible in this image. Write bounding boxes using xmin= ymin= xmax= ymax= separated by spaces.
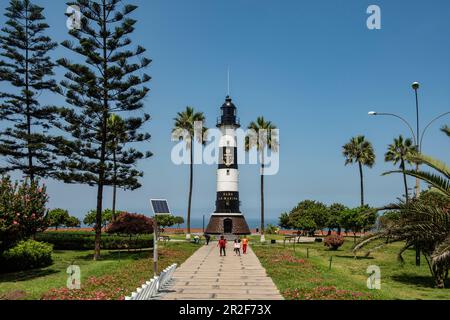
xmin=1 ymin=0 xmax=449 ymax=223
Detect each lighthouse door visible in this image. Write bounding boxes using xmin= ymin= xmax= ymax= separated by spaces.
xmin=223 ymin=218 xmax=233 ymax=234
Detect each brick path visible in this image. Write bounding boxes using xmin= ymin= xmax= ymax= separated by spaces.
xmin=160 ymin=243 xmax=283 ymax=300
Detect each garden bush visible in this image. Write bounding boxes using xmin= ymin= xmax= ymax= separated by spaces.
xmin=36 ymin=232 xmax=153 ymax=250
xmin=324 ymin=234 xmax=345 ymax=250
xmin=106 ymin=212 xmax=154 ymax=235
xmin=0 ymin=240 xmax=53 ymax=273
xmin=0 ymin=176 xmax=49 ymax=251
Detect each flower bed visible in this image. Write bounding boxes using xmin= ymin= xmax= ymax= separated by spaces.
xmin=284 ymin=286 xmax=372 ymax=300
xmin=41 ymin=243 xmax=197 ymax=300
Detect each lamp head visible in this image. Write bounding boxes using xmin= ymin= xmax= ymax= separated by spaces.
xmin=412 ymin=82 xmax=420 ymax=90
xmin=368 ymin=111 xmax=377 ymax=116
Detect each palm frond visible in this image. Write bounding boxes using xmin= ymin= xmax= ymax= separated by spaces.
xmin=383 ymin=169 xmax=450 ymax=197
xmin=407 ymin=153 xmax=450 ymax=179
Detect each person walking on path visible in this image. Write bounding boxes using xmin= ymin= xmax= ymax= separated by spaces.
xmin=233 ymin=239 xmax=241 ymax=256
xmin=242 ymin=236 xmax=249 ymax=254
xmin=218 ymin=236 xmax=227 ymax=256
xmin=204 ymin=234 xmax=211 ymax=245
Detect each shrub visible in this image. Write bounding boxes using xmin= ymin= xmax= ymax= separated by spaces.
xmin=0 ymin=240 xmax=53 ymax=273
xmin=36 ymin=232 xmax=153 ymax=250
xmin=0 ymin=176 xmax=48 ymax=251
xmin=324 ymin=234 xmax=345 ymax=251
xmin=265 ymin=224 xmax=279 ymax=234
xmin=107 ymin=212 xmax=154 ymax=236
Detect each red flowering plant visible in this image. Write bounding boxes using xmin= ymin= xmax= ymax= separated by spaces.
xmin=324 ymin=234 xmax=345 ymax=251
xmin=106 ymin=212 xmax=154 ymax=248
xmin=106 ymin=212 xmax=154 ymax=236
xmin=0 ymin=176 xmax=49 ymax=251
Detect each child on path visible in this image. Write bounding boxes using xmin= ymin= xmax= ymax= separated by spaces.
xmin=242 ymin=236 xmax=249 ymax=254
xmin=218 ymin=236 xmax=227 ymax=256
xmin=234 ymin=239 xmax=241 ymax=256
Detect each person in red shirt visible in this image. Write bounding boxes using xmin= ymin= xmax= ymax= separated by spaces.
xmin=242 ymin=237 xmax=249 ymax=254
xmin=218 ymin=236 xmax=227 ymax=256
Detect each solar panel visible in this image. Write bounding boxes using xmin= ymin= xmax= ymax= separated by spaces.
xmin=150 ymin=199 xmax=171 ymax=215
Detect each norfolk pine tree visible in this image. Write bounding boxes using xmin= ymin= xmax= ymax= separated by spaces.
xmin=0 ymin=0 xmax=58 ymax=180
xmin=56 ymin=0 xmax=151 ymax=260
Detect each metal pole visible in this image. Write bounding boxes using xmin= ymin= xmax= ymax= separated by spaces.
xmin=412 ymin=82 xmax=421 ymax=267
xmin=153 ymin=217 xmax=158 ymax=277
xmin=413 ymin=84 xmax=421 ymax=199
xmin=420 ymin=111 xmax=450 ymax=148
xmin=202 ymin=214 xmax=205 ymax=233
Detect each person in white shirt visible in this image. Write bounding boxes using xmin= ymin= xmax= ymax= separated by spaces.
xmin=233 ymin=239 xmax=241 ymax=256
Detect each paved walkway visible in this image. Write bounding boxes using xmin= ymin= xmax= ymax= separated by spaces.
xmin=160 ymin=244 xmax=283 ymax=300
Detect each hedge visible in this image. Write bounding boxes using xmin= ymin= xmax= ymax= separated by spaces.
xmin=0 ymin=240 xmax=53 ymax=273
xmin=35 ymin=232 xmax=153 ymax=250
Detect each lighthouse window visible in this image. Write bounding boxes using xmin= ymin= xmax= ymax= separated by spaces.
xmin=227 ymin=170 xmax=230 ymax=176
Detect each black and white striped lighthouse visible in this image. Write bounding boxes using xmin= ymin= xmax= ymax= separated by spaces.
xmin=205 ymin=96 xmax=251 ymax=236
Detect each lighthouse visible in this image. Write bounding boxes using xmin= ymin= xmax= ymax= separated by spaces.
xmin=205 ymin=96 xmax=251 ymax=236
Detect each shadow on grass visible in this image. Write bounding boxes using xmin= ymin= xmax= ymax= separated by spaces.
xmin=335 ymin=255 xmax=375 ymax=260
xmin=391 ymin=273 xmax=450 ymax=289
xmin=0 ymin=268 xmax=59 ymax=282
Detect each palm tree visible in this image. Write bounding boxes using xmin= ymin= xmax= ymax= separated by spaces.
xmin=172 ymin=107 xmax=206 ymax=240
xmin=342 ymin=136 xmax=376 ymax=206
xmin=107 ymin=114 xmax=127 ymax=221
xmin=384 ymin=135 xmax=417 ymax=203
xmin=245 ymin=117 xmax=278 ymax=242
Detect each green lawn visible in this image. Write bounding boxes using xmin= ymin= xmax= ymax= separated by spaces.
xmin=253 ymin=241 xmax=450 ymax=300
xmin=0 ymin=242 xmax=198 ymax=300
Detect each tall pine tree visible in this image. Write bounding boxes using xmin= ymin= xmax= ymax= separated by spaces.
xmin=56 ymin=0 xmax=151 ymax=260
xmin=0 ymin=0 xmax=58 ymax=180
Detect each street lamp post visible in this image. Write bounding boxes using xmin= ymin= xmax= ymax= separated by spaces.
xmin=412 ymin=82 xmax=421 ymax=200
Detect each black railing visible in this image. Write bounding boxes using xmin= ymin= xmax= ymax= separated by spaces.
xmin=217 ymin=116 xmax=240 ymax=127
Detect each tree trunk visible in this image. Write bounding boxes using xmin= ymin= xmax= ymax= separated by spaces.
xmin=94 ymin=1 xmax=108 ymax=261
xmin=260 ymin=153 xmax=265 ymax=242
xmin=112 ymin=149 xmax=117 ymax=221
xmin=434 ymin=264 xmax=445 ymax=289
xmin=24 ymin=5 xmax=34 ymax=182
xmin=401 ymin=159 xmax=409 ymax=203
xmin=358 ymin=161 xmax=364 ymax=207
xmin=187 ymin=142 xmax=193 ymax=239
